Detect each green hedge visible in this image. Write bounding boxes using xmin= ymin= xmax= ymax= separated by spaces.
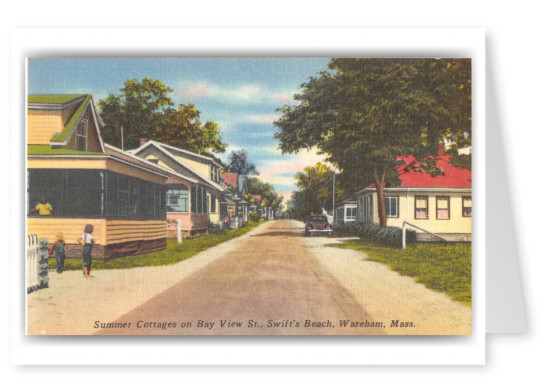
xmin=248 ymin=211 xmax=260 ymax=222
xmin=332 ymin=222 xmax=416 ymax=248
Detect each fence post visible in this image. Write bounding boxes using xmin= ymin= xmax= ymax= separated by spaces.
xmin=38 ymin=239 xmax=49 ymax=289
xmin=177 ymin=220 xmax=182 ymax=244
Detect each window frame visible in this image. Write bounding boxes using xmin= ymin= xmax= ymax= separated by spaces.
xmin=414 ymin=196 xmax=429 ymax=220
xmin=462 ymin=196 xmax=472 ymax=217
xmin=435 ymin=196 xmax=450 ymax=220
xmin=384 ymin=196 xmax=399 ymax=218
xmin=166 ymin=186 xmax=189 ymax=213
xmin=210 ymin=194 xmax=216 ymax=213
xmin=76 ymin=119 xmax=88 ymax=151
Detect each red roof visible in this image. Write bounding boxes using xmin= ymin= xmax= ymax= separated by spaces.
xmin=251 ymin=195 xmax=262 ymax=201
xmin=336 ymin=197 xmax=357 ymax=206
xmin=368 ymin=155 xmax=471 ymax=189
xmin=221 ymin=173 xmax=238 ymax=188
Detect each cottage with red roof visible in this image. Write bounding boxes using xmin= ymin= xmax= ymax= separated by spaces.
xmin=356 ymin=153 xmax=472 ymax=241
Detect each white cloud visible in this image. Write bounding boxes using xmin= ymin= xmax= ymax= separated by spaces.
xmin=256 ymin=148 xmax=330 ymax=188
xmin=174 ymin=81 xmax=262 ymax=103
xmin=245 ymin=114 xmax=281 ymax=124
xmin=174 ymin=81 xmax=301 ymax=107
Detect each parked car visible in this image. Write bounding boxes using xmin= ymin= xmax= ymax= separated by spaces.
xmin=305 ymin=214 xmax=332 ymax=236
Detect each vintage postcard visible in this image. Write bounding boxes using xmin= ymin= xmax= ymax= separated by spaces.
xmin=25 ymin=56 xmax=473 ymax=337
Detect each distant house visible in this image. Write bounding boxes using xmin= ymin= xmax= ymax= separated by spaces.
xmin=249 ymin=194 xmax=272 ymax=219
xmin=356 ymin=154 xmax=472 ymax=241
xmin=334 ymin=197 xmax=357 ymax=224
xmin=27 ymin=94 xmax=170 ymax=259
xmin=130 ymin=140 xmax=226 ymax=236
xmin=221 ymin=173 xmax=250 ymax=221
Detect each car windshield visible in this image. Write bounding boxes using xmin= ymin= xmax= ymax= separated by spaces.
xmin=308 ymin=216 xmax=327 ymax=222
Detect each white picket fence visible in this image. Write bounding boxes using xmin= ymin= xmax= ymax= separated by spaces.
xmin=27 ymin=235 xmax=39 ymax=293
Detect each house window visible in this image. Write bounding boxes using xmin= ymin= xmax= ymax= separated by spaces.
xmin=385 ymin=196 xmax=398 ymax=218
xmin=462 ymin=196 xmax=472 ymax=217
xmin=436 ymin=196 xmax=450 ymax=220
xmin=415 ymin=196 xmax=429 ymax=219
xmin=346 ymin=206 xmax=357 ymax=219
xmin=210 ymin=194 xmax=216 ymax=213
xmin=191 ymin=186 xmax=207 ymax=214
xmin=166 ymin=186 xmax=189 ymax=213
xmin=76 ymin=119 xmax=88 ymax=151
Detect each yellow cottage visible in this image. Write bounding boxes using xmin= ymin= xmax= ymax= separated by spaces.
xmin=130 ymin=140 xmax=227 ymax=234
xmin=27 ymin=94 xmax=171 ymax=259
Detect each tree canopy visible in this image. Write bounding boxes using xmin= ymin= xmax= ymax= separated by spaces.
xmin=248 ymin=177 xmax=282 ymax=210
xmin=157 ymin=104 xmax=227 ymax=154
xmin=226 ymin=149 xmax=259 ymax=176
xmin=274 ymin=58 xmax=471 ymax=225
xmin=98 ymin=78 xmax=226 ymax=153
xmin=98 ymin=78 xmax=173 ymax=149
xmin=286 ymin=163 xmax=344 ymax=221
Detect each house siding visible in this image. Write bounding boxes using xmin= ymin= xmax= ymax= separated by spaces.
xmin=360 ymin=190 xmax=472 ymax=240
xmin=27 ymin=105 xmax=77 ymax=145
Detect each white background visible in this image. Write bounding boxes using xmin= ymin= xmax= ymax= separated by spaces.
xmin=1 ymin=0 xmax=547 ymax=389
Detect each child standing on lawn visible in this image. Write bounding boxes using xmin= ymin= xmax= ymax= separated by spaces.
xmin=78 ymin=224 xmax=95 ymax=278
xmin=49 ymin=233 xmax=66 ymax=274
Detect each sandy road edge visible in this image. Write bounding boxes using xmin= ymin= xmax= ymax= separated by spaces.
xmin=297 ymin=220 xmax=472 ymax=335
xmin=26 ymin=220 xmax=277 ymax=335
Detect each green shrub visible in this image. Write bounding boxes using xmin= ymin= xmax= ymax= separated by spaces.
xmin=332 ymin=221 xmax=416 ymax=248
xmin=208 ymin=221 xmax=225 ymax=235
xmin=248 ymin=211 xmax=260 ymax=222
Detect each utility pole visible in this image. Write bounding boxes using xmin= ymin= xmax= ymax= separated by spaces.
xmin=332 ymin=170 xmax=336 ymax=218
xmin=121 ymin=126 xmax=124 ymax=150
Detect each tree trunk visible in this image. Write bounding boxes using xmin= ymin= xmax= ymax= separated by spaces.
xmin=373 ymin=169 xmax=387 ymax=226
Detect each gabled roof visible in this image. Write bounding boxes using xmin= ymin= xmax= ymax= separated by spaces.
xmin=131 ymin=139 xmax=223 ymax=168
xmin=238 ymin=175 xmax=248 ymax=193
xmin=251 ymin=195 xmax=262 ymax=202
xmin=28 ymin=94 xmax=84 ymax=106
xmin=362 ymin=155 xmax=471 ymax=190
xmin=336 ymin=197 xmax=357 ymax=207
xmin=130 ymin=140 xmax=224 ymax=192
xmin=28 ymin=94 xmax=105 ymax=152
xmin=105 ymin=144 xmax=197 ymax=184
xmin=221 ymin=173 xmax=238 ymax=188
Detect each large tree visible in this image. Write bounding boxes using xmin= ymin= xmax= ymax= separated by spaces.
xmin=156 ymin=104 xmax=226 ymax=154
xmin=98 ymin=78 xmax=173 ymax=149
xmin=295 ymin=163 xmax=344 ymax=216
xmin=274 ymin=58 xmax=471 ymax=226
xmin=98 ymin=78 xmax=226 ymax=154
xmin=226 ymin=149 xmax=259 ymax=176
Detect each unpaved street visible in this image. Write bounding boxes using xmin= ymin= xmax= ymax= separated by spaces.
xmin=96 ymin=220 xmax=384 ymax=335
xmin=28 ymin=220 xmax=470 ymax=336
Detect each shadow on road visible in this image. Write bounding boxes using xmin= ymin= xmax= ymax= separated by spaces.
xmin=250 ymin=228 xmax=304 ymax=238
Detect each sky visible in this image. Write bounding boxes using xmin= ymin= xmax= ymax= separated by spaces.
xmin=27 ymin=58 xmax=332 ymax=202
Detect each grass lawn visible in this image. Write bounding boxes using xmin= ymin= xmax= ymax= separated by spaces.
xmin=49 ymin=220 xmax=265 ymax=271
xmin=327 ymin=239 xmax=471 ymax=305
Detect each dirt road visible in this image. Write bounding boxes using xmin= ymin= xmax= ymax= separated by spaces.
xmin=96 ymin=220 xmax=384 ymax=335
xmin=28 ymin=219 xmax=470 ymax=336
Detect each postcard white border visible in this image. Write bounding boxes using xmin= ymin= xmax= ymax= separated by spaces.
xmin=10 ymin=27 xmax=485 ymax=365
